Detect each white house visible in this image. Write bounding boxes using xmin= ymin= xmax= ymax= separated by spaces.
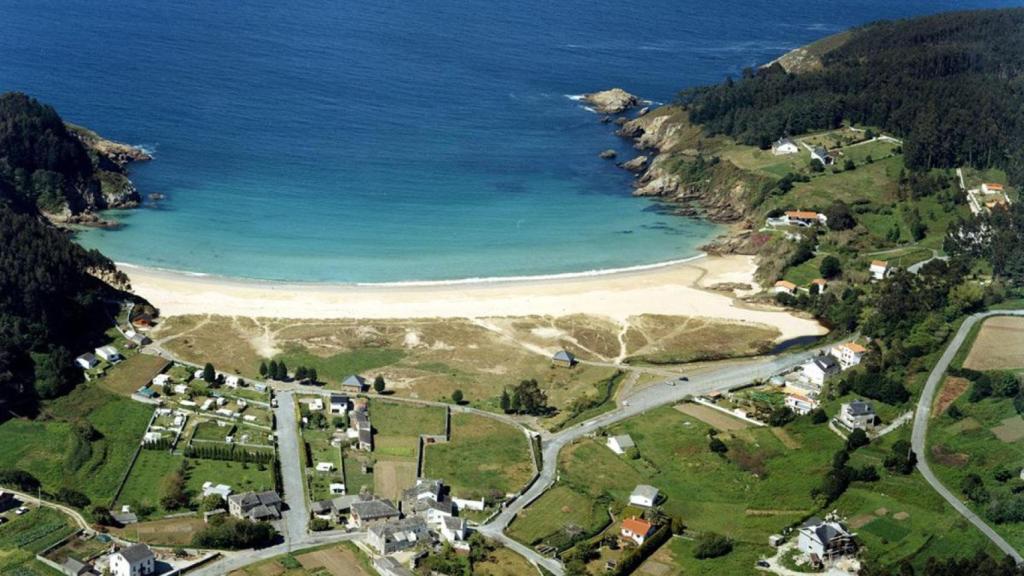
xmin=621 ymin=517 xmax=654 ymax=546
xmin=810 ymin=146 xmax=834 ymax=166
xmin=629 ymin=484 xmax=659 ymax=508
xmin=224 ymin=375 xmax=240 ymax=388
xmin=797 ymin=517 xmax=856 ymax=561
xmin=774 ymin=280 xmax=798 ymax=296
xmin=305 ymin=398 xmax=324 ymax=411
xmin=330 ymin=482 xmax=346 ymax=495
xmin=869 ymin=260 xmax=889 ymax=281
xmin=109 ymin=543 xmax=155 ymax=576
xmin=330 ymin=394 xmax=350 ymax=415
xmin=772 ymin=137 xmax=799 ymax=155
xmin=151 ymin=374 xmax=171 ymax=387
xmin=95 ymin=346 xmax=122 ymax=363
xmin=801 ymin=355 xmax=841 ymax=386
xmin=831 ymin=342 xmax=867 ymax=368
xmin=315 ymin=462 xmax=336 ymax=473
xmin=784 ymin=210 xmax=827 ymax=227
xmin=201 ymin=482 xmax=232 ymax=500
xmin=785 ymin=394 xmax=819 ymax=415
xmin=75 ymin=353 xmax=98 ymax=370
xmin=440 ymin=515 xmax=468 ymax=544
xmin=982 ymin=182 xmax=1005 ymax=195
xmin=606 ymin=434 xmax=635 ymax=455
xmin=839 ymin=400 xmax=875 ymax=430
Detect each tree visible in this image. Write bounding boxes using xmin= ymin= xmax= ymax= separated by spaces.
xmin=91 ymin=506 xmax=117 ymax=526
xmin=295 ymin=366 xmax=308 ymax=381
xmin=810 ymin=158 xmax=825 ymax=173
xmin=499 ymin=389 xmax=511 ymax=413
xmin=843 ymin=158 xmax=856 ymax=171
xmin=693 ymin=532 xmax=732 ymax=559
xmin=708 ymin=437 xmax=728 ymax=454
xmin=258 ymin=361 xmax=267 ymax=377
xmin=0 ymin=469 xmax=40 ymax=492
xmin=846 ymin=428 xmax=870 ymax=451
xmin=961 ymin=473 xmax=989 ymax=504
xmin=373 ymin=375 xmax=386 ymax=394
xmin=451 ymin=389 xmax=464 ymax=404
xmin=201 ymin=494 xmax=226 ymax=511
xmin=768 ymin=406 xmax=795 ymax=427
xmin=810 ymin=408 xmax=828 ymax=424
xmin=276 ymin=361 xmax=288 ymax=381
xmin=192 ymin=517 xmax=277 ymax=549
xmin=820 ymin=255 xmax=842 ymax=279
xmin=202 ymin=363 xmax=216 ymax=383
xmin=55 ymin=488 xmax=89 ymax=508
xmin=509 ymin=379 xmax=548 ymax=415
xmin=307 ymin=368 xmax=318 ymax=384
xmin=160 ymin=469 xmax=190 ymax=510
xmin=267 ymin=360 xmax=279 ymax=380
xmin=825 ymin=201 xmax=856 ymax=231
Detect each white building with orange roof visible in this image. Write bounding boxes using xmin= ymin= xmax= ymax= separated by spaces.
xmin=831 ymin=342 xmax=867 ymax=368
xmin=774 ymin=280 xmax=798 ymax=296
xmin=810 ymin=278 xmax=828 ymax=293
xmin=869 ymin=260 xmax=889 ymax=281
xmin=785 ymin=393 xmax=819 ymax=415
xmin=784 ymin=210 xmax=828 ymax=227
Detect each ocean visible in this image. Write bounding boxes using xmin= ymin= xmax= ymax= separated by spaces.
xmin=1 ymin=0 xmax=1016 ymax=283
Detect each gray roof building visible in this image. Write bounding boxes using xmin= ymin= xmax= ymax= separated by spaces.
xmin=351 ymin=498 xmax=400 ymax=526
xmin=342 ymin=374 xmax=367 ymax=390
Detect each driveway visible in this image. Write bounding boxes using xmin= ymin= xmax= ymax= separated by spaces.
xmin=274 ymin=391 xmax=309 ymax=546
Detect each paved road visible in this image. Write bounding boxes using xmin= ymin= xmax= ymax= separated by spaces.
xmin=911 ymin=310 xmax=1024 ymax=564
xmin=479 ymin=346 xmax=827 ymax=574
xmin=273 ymin=391 xmax=310 ymax=546
xmin=187 ymin=531 xmax=363 ymax=576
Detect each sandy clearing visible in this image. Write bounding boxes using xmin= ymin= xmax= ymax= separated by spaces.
xmin=124 ymin=254 xmax=826 ymax=341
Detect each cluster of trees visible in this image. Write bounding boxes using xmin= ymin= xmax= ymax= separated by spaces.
xmin=679 ymin=9 xmax=1024 ymax=184
xmin=183 ymin=443 xmax=275 ymax=466
xmin=692 ymin=531 xmax=732 ymax=559
xmin=883 ymin=440 xmax=918 ymax=476
xmin=958 ymin=466 xmax=1024 ymax=525
xmin=259 ymin=360 xmax=316 ymax=383
xmin=812 ymin=433 xmax=880 ymax=506
xmin=946 ymin=203 xmax=1024 ymax=286
xmin=192 ymin=515 xmax=277 ymax=549
xmin=161 ymin=461 xmax=191 ymax=510
xmin=862 ymin=551 xmax=1024 ymax=576
xmin=499 ymin=379 xmax=550 ymax=415
xmin=948 ymin=367 xmax=1023 ymax=408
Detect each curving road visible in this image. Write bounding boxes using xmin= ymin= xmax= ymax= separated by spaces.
xmin=911 ymin=310 xmax=1024 ymax=564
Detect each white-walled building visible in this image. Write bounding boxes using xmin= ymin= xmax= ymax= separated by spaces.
xmin=109 ymin=543 xmax=155 ymax=576
xmin=831 ymin=342 xmax=867 ymax=368
xmin=629 ymin=484 xmax=659 ymax=508
xmin=606 ymin=434 xmax=635 ymax=455
xmin=839 ymin=400 xmax=875 ymax=430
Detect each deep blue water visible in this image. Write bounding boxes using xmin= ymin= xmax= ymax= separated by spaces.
xmin=1 ymin=0 xmax=1018 ymax=282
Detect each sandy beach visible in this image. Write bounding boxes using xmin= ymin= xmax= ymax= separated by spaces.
xmin=125 ymin=254 xmax=826 ymax=341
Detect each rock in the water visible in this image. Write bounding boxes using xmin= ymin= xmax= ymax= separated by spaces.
xmin=620 ymin=156 xmax=648 ymax=172
xmin=637 ymin=106 xmax=650 ymax=116
xmin=582 ymin=88 xmax=638 ymax=114
xmin=600 ymin=115 xmax=612 ymax=124
xmin=614 ymin=117 xmax=628 ymax=126
xmin=599 ymin=149 xmax=617 ymax=160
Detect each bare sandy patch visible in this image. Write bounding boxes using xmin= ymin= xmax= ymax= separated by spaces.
xmin=964 ymin=316 xmax=1024 ymax=370
xmin=933 ymin=376 xmax=970 ymax=417
xmin=991 ymin=416 xmax=1024 ymax=443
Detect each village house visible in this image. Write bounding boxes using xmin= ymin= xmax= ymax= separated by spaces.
xmin=131 ymin=313 xmax=155 ymax=330
xmin=772 ymin=137 xmax=799 ymax=155
xmin=366 ymin=516 xmax=431 ymax=555
xmin=342 ymin=374 xmax=368 ymax=392
xmin=810 ymin=146 xmax=834 ymax=166
xmin=773 ymin=280 xmax=798 ymax=296
xmin=350 ymin=411 xmax=373 ymax=451
xmin=228 ymin=490 xmax=282 ymax=522
xmin=402 ymin=479 xmax=454 ymax=527
xmin=224 ymin=375 xmax=240 ymax=388
xmin=61 ymin=557 xmax=100 ymax=576
xmin=125 ymin=330 xmax=151 ymax=347
xmin=75 ymin=353 xmax=98 ymax=370
xmin=784 ymin=210 xmax=827 ymax=227
xmin=629 ymin=484 xmax=659 ymax=508
xmin=109 ymin=543 xmax=155 ymax=576
xmin=802 ymin=355 xmax=840 ymax=386
xmin=606 ymin=434 xmax=636 ymax=455
xmin=94 ymin=345 xmax=122 ymax=363
xmin=552 ymin=350 xmax=577 ymax=367
xmin=869 ymin=260 xmax=889 ymax=281
xmin=831 ymin=342 xmax=867 ymax=368
xmin=373 ymin=557 xmax=416 ymax=576
xmin=201 ymin=482 xmax=232 ymax=501
xmin=982 ymin=182 xmax=1005 ymax=195
xmin=620 ymin=517 xmax=654 ymax=546
xmin=350 ymin=498 xmax=400 ymax=528
xmin=810 ymin=278 xmax=828 ymax=293
xmin=305 ymin=397 xmax=324 ymax=412
xmin=797 ymin=517 xmax=857 ymax=562
xmin=839 ymin=400 xmax=875 ymax=431
xmin=330 ymin=394 xmax=350 ymax=414
xmin=440 ymin=515 xmax=468 ymax=546
xmin=785 ymin=393 xmax=819 ymax=415
xmin=151 ymin=374 xmax=171 ymax=387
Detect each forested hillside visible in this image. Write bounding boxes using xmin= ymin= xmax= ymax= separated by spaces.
xmin=680 ymin=8 xmax=1024 ymax=184
xmin=0 ymin=92 xmax=141 ymax=215
xmin=0 ymin=94 xmax=131 ymax=414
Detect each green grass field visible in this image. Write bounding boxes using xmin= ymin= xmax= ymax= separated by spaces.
xmin=0 ymin=508 xmax=76 ymax=556
xmin=0 ymin=385 xmax=152 ymax=505
xmin=116 ymin=450 xmax=275 ymax=517
xmin=97 ymin=354 xmax=169 ymax=396
xmin=302 ymin=428 xmax=344 ymax=501
xmin=423 ymin=413 xmax=533 ymax=499
xmin=507 ymin=485 xmax=610 ymax=545
xmin=661 ymin=538 xmax=768 ymax=576
xmin=277 ymin=345 xmax=405 ymax=384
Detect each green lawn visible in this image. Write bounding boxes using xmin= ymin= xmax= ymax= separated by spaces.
xmin=507 ymin=485 xmax=610 ymax=546
xmin=116 ymin=450 xmax=275 ymax=517
xmin=276 ymin=345 xmax=405 ymax=384
xmin=342 ymin=451 xmax=374 ymax=494
xmin=302 ymin=428 xmax=344 ymax=501
xmin=97 ymin=354 xmax=169 ymax=396
xmin=783 ymin=254 xmax=827 ymax=286
xmin=370 ymin=400 xmax=446 ymax=437
xmin=424 ymin=413 xmax=533 ymax=499
xmin=0 ymin=385 xmax=152 ymax=506
xmin=0 ymin=508 xmax=76 ymax=555
xmin=663 ymin=538 xmax=769 ymax=576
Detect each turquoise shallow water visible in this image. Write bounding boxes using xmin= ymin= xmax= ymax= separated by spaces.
xmin=0 ymin=0 xmax=1016 ymax=282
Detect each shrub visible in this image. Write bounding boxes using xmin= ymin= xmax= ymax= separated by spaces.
xmin=846 ymin=428 xmax=869 ymax=451
xmin=55 ymin=488 xmax=90 ymax=508
xmin=820 ymin=255 xmax=842 ymax=279
xmin=708 ymin=437 xmax=728 ymax=454
xmin=193 ymin=516 xmax=277 ymax=549
xmin=810 ymin=409 xmax=828 ymax=424
xmin=693 ymin=532 xmax=733 ymax=559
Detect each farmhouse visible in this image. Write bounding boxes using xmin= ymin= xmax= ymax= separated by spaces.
xmin=131 ymin=313 xmax=155 ymax=329
xmin=366 ymin=516 xmax=431 ymax=555
xmin=810 ymin=146 xmax=834 ymax=166
xmin=621 ymin=517 xmax=654 ymax=546
xmin=402 ymin=479 xmax=454 ymax=526
xmin=773 ymin=280 xmax=798 ymax=296
xmin=373 ymin=557 xmax=415 ymax=576
xmin=342 ymin=374 xmax=368 ymax=392
xmin=629 ymin=484 xmax=659 ymax=508
xmin=109 ymin=543 xmax=155 ymax=576
xmin=785 ymin=393 xmax=819 ymax=415
xmin=982 ymin=182 xmax=1005 ymax=195
xmin=802 ymin=355 xmax=840 ymax=386
xmin=831 ymin=342 xmax=867 ymax=368
xmin=330 ymin=394 xmax=350 ymax=414
xmin=224 ymin=375 xmax=240 ymax=388
xmin=784 ymin=210 xmax=827 ymax=227
xmin=772 ymin=137 xmax=799 ymax=155
xmin=125 ymin=331 xmax=150 ymax=347
xmin=869 ymin=260 xmax=889 ymax=281
xmin=606 ymin=434 xmax=636 ymax=455
xmin=75 ymin=353 xmax=98 ymax=370
xmin=797 ymin=517 xmax=856 ymax=561
xmin=839 ymin=400 xmax=875 ymax=431
xmin=552 ymin=350 xmax=577 ymax=367
xmin=228 ymin=490 xmax=282 ymax=521
xmin=95 ymin=345 xmax=122 ymax=363
xmin=350 ymin=498 xmax=400 ymax=528
xmin=440 ymin=516 xmax=468 ymax=545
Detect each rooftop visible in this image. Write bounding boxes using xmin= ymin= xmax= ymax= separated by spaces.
xmin=622 ymin=517 xmax=653 ymax=535
xmin=631 ymin=484 xmax=659 ymax=500
xmin=116 ymin=543 xmax=154 ymax=564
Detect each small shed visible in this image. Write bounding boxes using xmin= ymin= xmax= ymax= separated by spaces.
xmin=552 ymin=350 xmax=577 ymax=367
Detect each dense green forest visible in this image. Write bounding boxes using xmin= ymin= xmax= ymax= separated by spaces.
xmin=0 ymin=94 xmax=129 ymax=414
xmin=679 ymin=8 xmax=1024 ymax=184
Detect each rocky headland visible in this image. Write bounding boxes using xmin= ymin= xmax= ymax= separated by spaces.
xmin=581 ymin=88 xmax=639 ymax=114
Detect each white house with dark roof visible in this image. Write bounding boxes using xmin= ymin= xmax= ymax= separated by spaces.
xmin=76 ymin=353 xmax=98 ymax=370
xmin=330 ymin=393 xmax=350 ymax=414
xmin=629 ymin=484 xmax=659 ymax=508
xmin=839 ymin=400 xmax=875 ymax=430
xmin=95 ymin=345 xmax=122 ymax=363
xmin=109 ymin=543 xmax=155 ymax=576
xmin=342 ymin=374 xmax=367 ymax=392
xmin=797 ymin=517 xmax=856 ymax=560
xmin=228 ymin=490 xmax=282 ymax=521
xmin=801 ymin=355 xmax=840 ymax=386
xmin=810 ymin=146 xmax=833 ymax=166
xmin=772 ymin=137 xmax=799 ymax=155
xmin=606 ymin=434 xmax=635 ymax=455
